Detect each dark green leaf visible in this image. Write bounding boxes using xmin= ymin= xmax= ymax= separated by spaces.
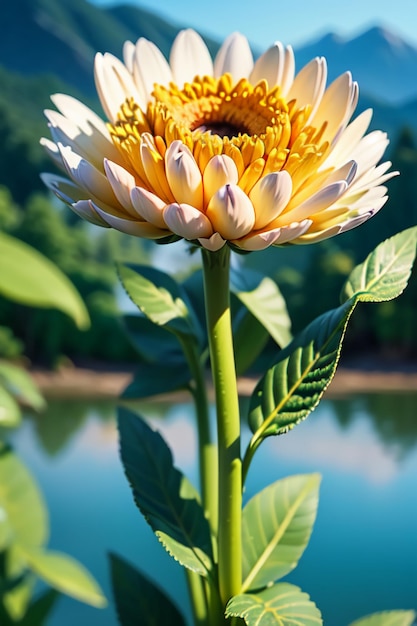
xmin=349 ymin=611 xmax=416 ymax=626
xmin=123 ymin=314 xmax=184 ymax=364
xmin=110 ymin=552 xmax=186 ymax=626
xmin=121 ymin=360 xmax=190 ymax=399
xmin=226 ymin=582 xmax=322 ymax=625
xmin=233 ymin=308 xmax=270 ymax=376
xmin=242 ymin=474 xmax=320 ymax=591
xmin=231 ymin=267 xmax=292 ymax=348
xmin=118 ymin=408 xmax=213 ymax=575
xmin=18 ymin=589 xmax=59 ymax=626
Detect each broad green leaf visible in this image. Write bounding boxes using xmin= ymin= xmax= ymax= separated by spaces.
xmin=118 ymin=408 xmax=213 ymax=576
xmin=248 ymin=229 xmax=417 ymax=440
xmin=226 ymin=582 xmax=322 ymax=626
xmin=0 ymin=444 xmax=48 ymax=548
xmin=18 ymin=589 xmax=59 ymax=626
xmin=349 ymin=611 xmax=416 ymax=626
xmin=3 ymin=575 xmax=35 ymax=622
xmin=0 ymin=362 xmax=46 ymax=412
xmin=342 ymin=227 xmax=417 ymax=303
xmin=110 ymin=552 xmax=186 ymax=626
xmin=121 ymin=360 xmax=190 ymax=399
xmin=0 ymin=386 xmax=21 ymax=427
xmin=233 ymin=307 xmax=270 ymax=376
xmin=242 ymin=474 xmax=320 ymax=591
xmin=0 ymin=232 xmax=89 ymax=330
xmin=19 ymin=547 xmax=106 ymax=608
xmin=231 ymin=267 xmax=292 ymax=348
xmin=117 ymin=264 xmax=202 ymax=341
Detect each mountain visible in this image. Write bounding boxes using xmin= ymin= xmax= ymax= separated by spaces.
xmin=294 ymin=26 xmax=417 ymax=104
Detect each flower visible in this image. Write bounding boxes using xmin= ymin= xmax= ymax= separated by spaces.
xmin=41 ymin=30 xmax=396 ymax=252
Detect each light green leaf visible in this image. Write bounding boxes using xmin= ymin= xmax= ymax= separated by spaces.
xmin=0 ymin=386 xmax=21 ymax=427
xmin=118 ymin=408 xmax=213 ymax=576
xmin=3 ymin=575 xmax=35 ymax=622
xmin=226 ymin=582 xmax=322 ymax=625
xmin=117 ymin=264 xmax=202 ymax=341
xmin=20 ymin=547 xmax=107 ymax=608
xmin=0 ymin=362 xmax=46 ymax=412
xmin=231 ymin=267 xmax=292 ymax=348
xmin=248 ymin=228 xmax=417 ymax=441
xmin=110 ymin=552 xmax=186 ymax=626
xmin=342 ymin=226 xmax=417 ymax=303
xmin=0 ymin=232 xmax=89 ymax=330
xmin=17 ymin=589 xmax=59 ymax=626
xmin=0 ymin=444 xmax=48 ymax=549
xmin=349 ymin=611 xmax=416 ymax=626
xmin=242 ymin=474 xmax=320 ymax=591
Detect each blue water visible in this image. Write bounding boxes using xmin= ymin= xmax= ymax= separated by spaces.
xmin=10 ymin=393 xmax=417 ymax=625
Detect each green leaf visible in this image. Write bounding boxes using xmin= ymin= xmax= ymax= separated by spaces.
xmin=0 ymin=386 xmax=21 ymax=427
xmin=110 ymin=552 xmax=186 ymax=626
xmin=242 ymin=474 xmax=320 ymax=591
xmin=18 ymin=589 xmax=59 ymax=626
xmin=248 ymin=228 xmax=417 ymax=440
xmin=0 ymin=362 xmax=46 ymax=412
xmin=231 ymin=267 xmax=292 ymax=348
xmin=118 ymin=408 xmax=213 ymax=576
xmin=0 ymin=444 xmax=48 ymax=549
xmin=123 ymin=314 xmax=184 ymax=363
xmin=117 ymin=264 xmax=202 ymax=341
xmin=19 ymin=547 xmax=107 ymax=608
xmin=121 ymin=360 xmax=190 ymax=399
xmin=0 ymin=232 xmax=89 ymax=330
xmin=349 ymin=611 xmax=416 ymax=626
xmin=226 ymin=582 xmax=322 ymax=625
xmin=342 ymin=226 xmax=417 ymax=303
xmin=233 ymin=308 xmax=270 ymax=376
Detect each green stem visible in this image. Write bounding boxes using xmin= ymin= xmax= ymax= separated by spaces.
xmin=186 ymin=570 xmax=208 ymax=626
xmin=202 ymin=246 xmax=242 ymax=607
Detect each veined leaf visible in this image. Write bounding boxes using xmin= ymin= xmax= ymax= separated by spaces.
xmin=349 ymin=611 xmax=416 ymax=626
xmin=110 ymin=552 xmax=186 ymax=626
xmin=226 ymin=582 xmax=322 ymax=626
xmin=242 ymin=474 xmax=320 ymax=591
xmin=118 ymin=408 xmax=213 ymax=576
xmin=19 ymin=547 xmax=107 ymax=608
xmin=248 ymin=229 xmax=417 ymax=440
xmin=117 ymin=264 xmax=202 ymax=342
xmin=231 ymin=267 xmax=292 ymax=348
xmin=0 ymin=362 xmax=45 ymax=412
xmin=342 ymin=226 xmax=417 ymax=303
xmin=0 ymin=232 xmax=89 ymax=330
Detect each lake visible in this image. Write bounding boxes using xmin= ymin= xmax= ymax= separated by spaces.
xmin=9 ymin=392 xmax=417 ymax=626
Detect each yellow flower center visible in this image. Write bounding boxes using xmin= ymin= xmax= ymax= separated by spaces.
xmin=109 ymin=74 xmax=330 ymax=200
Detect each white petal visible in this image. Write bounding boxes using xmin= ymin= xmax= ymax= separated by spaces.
xmin=321 ymin=109 xmax=373 ymax=169
xmin=94 ymin=52 xmax=142 ymax=122
xmin=51 ymin=94 xmax=110 ymax=140
xmin=165 ymin=141 xmax=203 ymax=207
xmin=123 ymin=40 xmax=136 ymax=72
xmin=170 ymin=29 xmax=213 ymax=86
xmin=198 ymin=233 xmax=226 ymax=251
xmin=278 ymin=180 xmax=348 ymax=224
xmin=214 ymin=33 xmax=253 ymax=80
xmin=206 ymin=184 xmax=255 ymax=239
xmin=350 ymin=131 xmax=390 ymax=175
xmin=279 ymin=46 xmax=296 ymax=96
xmin=163 ymin=203 xmax=213 ymax=239
xmin=235 ymin=228 xmax=283 ymax=251
xmin=287 ymin=57 xmax=327 ymax=123
xmin=40 ymin=173 xmax=86 ymax=204
xmin=203 ymin=155 xmax=239 ymax=203
xmin=130 ymin=186 xmax=167 ymax=228
xmin=310 ymin=72 xmax=358 ymax=145
xmin=93 ymin=202 xmax=168 ymax=237
xmin=133 ymin=38 xmax=172 ymax=106
xmin=249 ymin=170 xmax=293 ymax=229
xmin=40 ymin=136 xmax=64 ymax=169
xmin=104 ymin=159 xmax=137 ymax=214
xmin=71 ymin=200 xmax=111 ymax=227
xmin=249 ymin=42 xmax=294 ymax=90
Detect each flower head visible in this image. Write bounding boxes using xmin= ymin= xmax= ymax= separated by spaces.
xmin=42 ymin=30 xmax=396 ymax=251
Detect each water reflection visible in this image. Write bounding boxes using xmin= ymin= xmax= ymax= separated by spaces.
xmin=11 ymin=392 xmax=417 ymax=626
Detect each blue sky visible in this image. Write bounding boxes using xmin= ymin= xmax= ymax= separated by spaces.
xmin=91 ymin=0 xmax=417 ymax=48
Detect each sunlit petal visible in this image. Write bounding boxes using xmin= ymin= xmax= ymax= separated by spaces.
xmin=170 ymin=29 xmax=213 ymax=86
xmin=164 ymin=203 xmax=213 ymax=239
xmin=214 ymin=32 xmax=253 ymax=79
xmin=206 ymin=184 xmax=255 ymax=239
